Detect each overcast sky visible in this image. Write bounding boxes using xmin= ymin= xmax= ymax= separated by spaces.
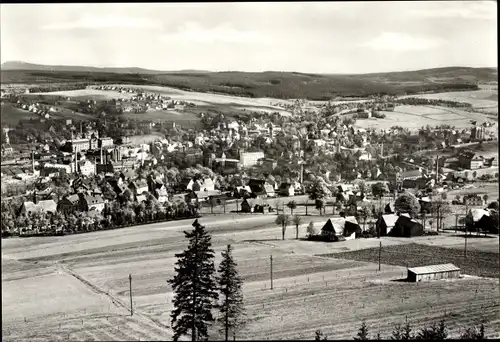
xmin=0 ymin=2 xmax=497 ymax=73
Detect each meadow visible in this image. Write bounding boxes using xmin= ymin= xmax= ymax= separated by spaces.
xmin=354 ymin=105 xmax=487 ymax=131
xmin=401 ymin=87 xmax=498 ymax=110
xmin=0 ymin=103 xmax=39 ymax=124
xmin=2 ymin=213 xmax=499 ymax=341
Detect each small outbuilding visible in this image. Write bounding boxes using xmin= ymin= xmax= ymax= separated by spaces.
xmin=407 ymin=263 xmax=461 ymax=282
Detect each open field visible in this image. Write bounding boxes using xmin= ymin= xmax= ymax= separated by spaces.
xmin=29 ymin=88 xmax=136 ymax=100
xmin=1 ymin=102 xmax=94 ymax=126
xmin=402 ymin=88 xmax=498 ymax=109
xmin=0 ymin=103 xmax=39 ymax=124
xmin=2 ymin=213 xmax=499 ymax=341
xmin=122 ymin=109 xmax=202 ymax=125
xmin=323 ymin=242 xmax=499 ymax=278
xmin=108 ymin=84 xmax=293 ymax=116
xmin=447 ymin=182 xmax=499 ymax=201
xmin=355 ymin=104 xmax=498 ymax=131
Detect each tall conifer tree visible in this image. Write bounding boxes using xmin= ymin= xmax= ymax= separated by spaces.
xmin=168 ymin=219 xmax=219 ymax=341
xmin=217 ymin=244 xmax=246 ymax=341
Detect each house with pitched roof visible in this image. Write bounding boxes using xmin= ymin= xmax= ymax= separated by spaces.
xmin=129 ymin=179 xmax=149 ymax=196
xmin=18 ymin=200 xmax=57 ymax=217
xmin=78 ymin=194 xmax=105 ymax=212
xmin=57 ymin=194 xmax=80 ymax=214
xmin=321 ymin=217 xmax=361 ymax=240
xmin=376 ymin=214 xmax=399 ymax=237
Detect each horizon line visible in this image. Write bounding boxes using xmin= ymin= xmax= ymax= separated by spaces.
xmin=1 ymin=60 xmax=497 ymax=76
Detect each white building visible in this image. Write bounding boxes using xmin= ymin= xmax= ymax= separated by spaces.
xmin=240 ymin=151 xmax=264 ymax=168
xmin=78 ymin=160 xmax=96 ymax=176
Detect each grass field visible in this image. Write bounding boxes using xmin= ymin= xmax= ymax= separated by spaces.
xmin=1 ymin=102 xmax=94 ymax=126
xmin=402 ymin=88 xmax=498 ymax=109
xmin=355 ymin=104 xmax=498 ymax=131
xmin=1 ymin=103 xmax=39 ymax=124
xmin=29 ymin=89 xmax=136 ymax=100
xmin=2 ymin=213 xmax=499 ymax=341
xmin=323 ymin=242 xmax=499 ymax=278
xmin=122 ymin=109 xmax=202 ymax=125
xmin=109 ymin=84 xmax=293 ymax=116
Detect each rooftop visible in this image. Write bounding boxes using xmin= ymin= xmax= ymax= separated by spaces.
xmin=408 ymin=263 xmax=460 ymax=275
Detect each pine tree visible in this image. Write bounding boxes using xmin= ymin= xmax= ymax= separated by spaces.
xmin=315 ymin=330 xmax=329 ymax=340
xmin=354 ymin=321 xmax=370 ymax=340
xmin=168 ymin=219 xmax=219 ymax=341
xmin=217 ymin=244 xmax=246 ymax=341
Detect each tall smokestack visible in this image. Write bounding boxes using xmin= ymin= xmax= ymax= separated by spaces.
xmin=100 ymin=147 xmax=103 ymax=164
xmin=300 ymin=163 xmax=304 ymax=184
xmin=32 ymin=150 xmax=35 ymax=174
xmin=75 ymin=151 xmax=78 ymax=174
xmin=435 ymin=155 xmax=439 ymax=183
xmin=381 ymin=143 xmax=384 ymax=158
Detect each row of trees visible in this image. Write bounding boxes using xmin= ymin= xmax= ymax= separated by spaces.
xmin=316 ymin=319 xmax=487 ymax=340
xmin=1 ymin=195 xmax=200 ymax=237
xmin=169 ymin=220 xmax=245 ymax=341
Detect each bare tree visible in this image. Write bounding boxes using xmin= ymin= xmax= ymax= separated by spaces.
xmin=292 ymin=215 xmax=302 ymax=239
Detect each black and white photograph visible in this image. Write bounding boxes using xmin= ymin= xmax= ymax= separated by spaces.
xmin=1 ymin=1 xmax=498 ymax=341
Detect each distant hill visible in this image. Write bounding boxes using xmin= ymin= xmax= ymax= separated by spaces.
xmin=1 ymin=62 xmax=496 ymax=100
xmin=1 ymin=61 xmax=210 ymax=74
xmin=352 ymin=66 xmax=498 ymax=84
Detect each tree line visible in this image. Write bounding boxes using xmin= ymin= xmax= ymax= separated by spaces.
xmin=315 ymin=318 xmax=488 ymax=340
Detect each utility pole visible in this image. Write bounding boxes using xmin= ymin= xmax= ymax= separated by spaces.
xmin=129 ymin=274 xmax=133 ymax=316
xmin=270 ymin=255 xmax=274 ymax=290
xmin=378 ymin=241 xmax=382 ymax=271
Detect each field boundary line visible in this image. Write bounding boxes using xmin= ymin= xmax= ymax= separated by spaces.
xmin=55 ymin=263 xmax=172 ymax=333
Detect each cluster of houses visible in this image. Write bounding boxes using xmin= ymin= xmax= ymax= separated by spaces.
xmin=88 ymin=85 xmax=191 ymax=112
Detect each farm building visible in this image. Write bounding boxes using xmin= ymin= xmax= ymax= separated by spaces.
xmin=376 ymin=214 xmax=399 ymax=237
xmin=387 ymin=215 xmax=424 ymax=237
xmin=466 ymin=208 xmax=497 ymax=233
xmin=278 ymin=182 xmax=295 ymax=196
xmin=240 ymin=198 xmax=267 ymax=213
xmin=407 ymin=264 xmax=461 ymax=282
xmin=321 ymin=217 xmax=361 ymax=240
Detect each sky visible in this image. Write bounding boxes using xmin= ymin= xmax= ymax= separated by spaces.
xmin=0 ymin=1 xmax=497 ymax=74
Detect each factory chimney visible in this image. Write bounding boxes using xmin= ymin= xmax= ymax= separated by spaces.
xmin=435 ymin=155 xmax=439 ymax=183
xmin=300 ymin=163 xmax=304 ymax=184
xmin=74 ymin=151 xmax=78 ymax=174
xmin=31 ymin=150 xmax=35 ymax=174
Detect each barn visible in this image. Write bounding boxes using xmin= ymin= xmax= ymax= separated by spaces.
xmin=407 ymin=264 xmax=461 ymax=282
xmin=376 ymin=214 xmax=399 ymax=237
xmin=388 ymin=215 xmax=424 ymax=237
xmin=321 ymin=217 xmax=361 ymax=240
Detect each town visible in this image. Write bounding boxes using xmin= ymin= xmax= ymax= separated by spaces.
xmin=1 ymin=2 xmax=499 ymax=341
xmin=1 ymin=83 xmax=498 ymax=238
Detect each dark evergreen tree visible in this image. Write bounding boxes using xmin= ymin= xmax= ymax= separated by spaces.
xmin=315 ymin=330 xmax=329 ymax=340
xmin=355 ymin=321 xmax=370 ymax=340
xmin=217 ymin=244 xmax=245 ymax=341
xmin=416 ymin=319 xmax=447 ymax=340
xmin=168 ymin=219 xmax=219 ymax=341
